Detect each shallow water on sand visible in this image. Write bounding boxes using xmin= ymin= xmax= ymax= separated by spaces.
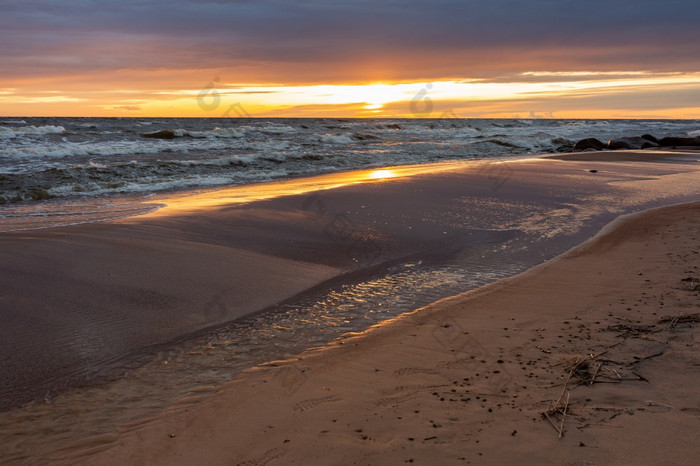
xmin=0 ymin=213 xmax=658 ymax=463
xmin=0 ymin=236 xmax=529 ymax=462
xmin=1 ymin=155 xmax=699 ymax=464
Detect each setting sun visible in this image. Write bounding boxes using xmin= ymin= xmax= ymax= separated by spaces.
xmin=3 ymin=73 xmax=700 ymax=118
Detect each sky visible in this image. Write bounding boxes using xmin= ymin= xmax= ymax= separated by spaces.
xmin=1 ymin=0 xmax=699 ymax=118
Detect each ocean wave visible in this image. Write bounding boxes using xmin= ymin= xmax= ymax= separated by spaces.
xmin=2 ymin=117 xmax=700 ymax=206
xmin=177 ymin=127 xmax=245 ymax=138
xmin=471 ymin=139 xmax=525 ymax=149
xmin=42 ymin=168 xmax=291 ymax=199
xmin=0 ymin=125 xmax=66 ymax=138
xmin=319 ymin=133 xmax=380 ymax=144
xmin=243 ymin=140 xmax=291 ymax=152
xmin=141 ymin=127 xmax=245 ymax=139
xmin=245 ymin=125 xmax=298 ymax=134
xmin=0 ymin=141 xmax=164 ymax=161
xmin=0 ymin=138 xmax=239 ymax=164
xmin=320 ymin=134 xmax=355 ymax=144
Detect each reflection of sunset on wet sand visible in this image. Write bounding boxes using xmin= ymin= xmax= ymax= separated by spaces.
xmin=139 ymin=163 xmax=456 ymax=218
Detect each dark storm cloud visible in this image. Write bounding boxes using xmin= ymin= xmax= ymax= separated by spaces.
xmin=1 ymin=0 xmax=699 ymax=82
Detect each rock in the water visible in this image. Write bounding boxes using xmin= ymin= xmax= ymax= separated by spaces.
xmin=658 ymin=136 xmax=700 ymax=147
xmin=572 ymin=138 xmax=605 ymax=152
xmin=607 ymin=137 xmax=658 ymax=150
xmin=142 ymin=130 xmax=177 ymax=139
xmin=641 ymin=134 xmax=659 ymax=143
xmin=552 ymin=137 xmax=574 ymax=152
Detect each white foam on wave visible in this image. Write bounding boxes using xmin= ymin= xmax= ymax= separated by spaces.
xmin=320 ymin=134 xmax=355 ymax=144
xmin=686 ymin=129 xmax=700 ymax=137
xmin=177 ymin=127 xmax=245 ymax=138
xmin=0 ymin=137 xmax=242 ymax=163
xmin=259 ymin=125 xmax=298 ymax=134
xmin=0 ymin=125 xmax=66 ymax=139
xmin=244 ymin=140 xmax=290 ymax=152
xmin=46 ymin=168 xmax=290 ymax=198
xmin=239 ymin=125 xmax=297 ymax=134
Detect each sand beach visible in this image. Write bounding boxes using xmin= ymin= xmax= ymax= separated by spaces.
xmin=4 ymin=0 xmax=700 ymax=463
xmin=0 ymin=150 xmax=698 ymax=464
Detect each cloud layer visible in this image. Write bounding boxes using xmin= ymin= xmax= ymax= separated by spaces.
xmin=2 ymin=0 xmax=699 ymax=83
xmin=1 ymin=1 xmax=699 ymax=116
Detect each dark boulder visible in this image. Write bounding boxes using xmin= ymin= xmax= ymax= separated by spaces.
xmin=607 ymin=137 xmax=658 ymax=150
xmin=142 ymin=130 xmax=177 ymax=139
xmin=552 ymin=137 xmax=574 ymax=152
xmin=658 ymin=136 xmax=700 ymax=147
xmin=572 ymin=138 xmax=605 ymax=152
xmin=641 ymin=134 xmax=659 ymax=143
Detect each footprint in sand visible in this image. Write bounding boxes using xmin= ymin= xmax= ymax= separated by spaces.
xmin=376 ymin=384 xmax=449 ymax=407
xmin=393 ymin=367 xmax=440 ymax=376
xmin=292 ymin=395 xmax=341 ymax=412
xmin=237 ymin=447 xmax=288 ymax=466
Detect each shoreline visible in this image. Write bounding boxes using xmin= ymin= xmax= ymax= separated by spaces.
xmin=0 ymin=151 xmax=699 ymax=463
xmin=73 ymin=199 xmax=700 ymax=465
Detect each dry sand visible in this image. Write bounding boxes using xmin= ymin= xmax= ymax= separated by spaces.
xmin=71 ymin=204 xmax=700 ymax=464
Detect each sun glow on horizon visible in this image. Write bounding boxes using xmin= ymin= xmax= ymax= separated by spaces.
xmin=2 ymin=71 xmax=700 ymax=118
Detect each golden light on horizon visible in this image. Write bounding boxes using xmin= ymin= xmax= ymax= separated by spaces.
xmin=2 ymin=72 xmax=700 ymax=118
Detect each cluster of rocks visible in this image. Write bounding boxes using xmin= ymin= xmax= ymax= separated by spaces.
xmin=572 ymin=135 xmax=700 ymax=152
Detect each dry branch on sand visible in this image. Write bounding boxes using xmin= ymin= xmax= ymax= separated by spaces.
xmin=541 ymin=311 xmax=699 ymax=438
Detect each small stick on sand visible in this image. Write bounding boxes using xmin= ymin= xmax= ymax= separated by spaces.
xmin=558 ymin=392 xmax=570 ymax=439
xmin=590 ymin=361 xmax=603 ymax=385
xmin=645 ymin=400 xmax=674 ymax=409
xmin=591 ymin=342 xmax=622 ymax=359
xmin=555 ymin=359 xmax=577 ymax=407
xmin=668 ymin=315 xmax=680 ymax=330
xmin=543 ymin=402 xmax=560 ymax=433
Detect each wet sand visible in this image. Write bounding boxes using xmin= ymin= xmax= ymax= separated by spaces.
xmin=0 ymin=151 xmax=699 ymax=463
xmin=75 ymin=200 xmax=700 ymax=466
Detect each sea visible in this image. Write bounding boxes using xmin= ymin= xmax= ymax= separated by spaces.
xmin=2 ymin=117 xmax=699 ymax=230
xmin=1 ymin=117 xmax=699 ymax=462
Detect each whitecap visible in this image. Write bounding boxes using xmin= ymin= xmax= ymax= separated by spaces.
xmin=320 ymin=134 xmax=356 ymax=144
xmin=0 ymin=125 xmax=66 ymax=138
xmin=181 ymin=127 xmax=245 ymax=138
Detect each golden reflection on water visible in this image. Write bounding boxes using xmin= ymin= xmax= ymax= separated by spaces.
xmin=368 ymin=169 xmax=396 ymax=180
xmin=132 ymin=161 xmax=469 ymax=219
